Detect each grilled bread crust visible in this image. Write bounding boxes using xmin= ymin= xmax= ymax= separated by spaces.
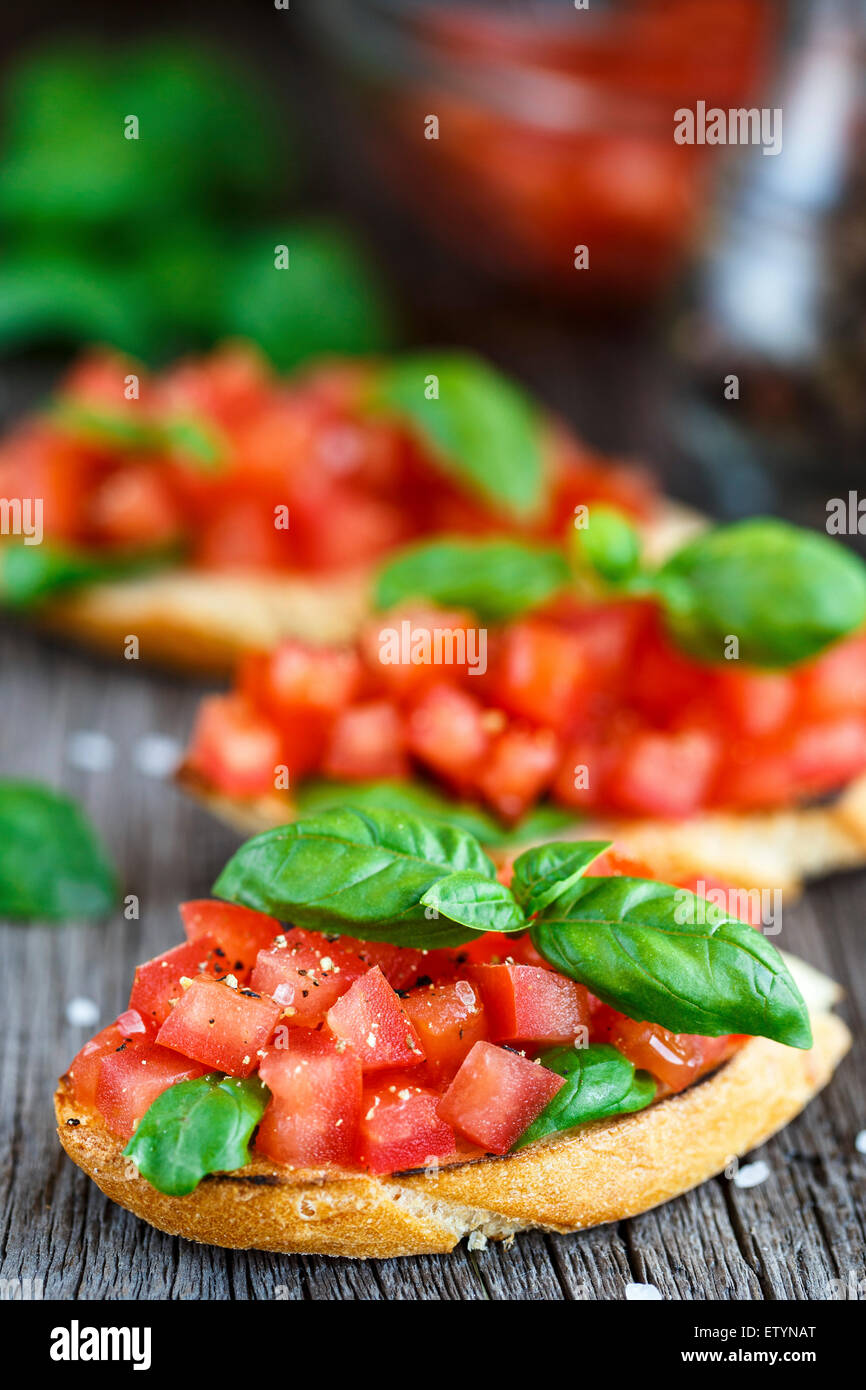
xmin=55 ymin=1004 xmax=850 ymax=1261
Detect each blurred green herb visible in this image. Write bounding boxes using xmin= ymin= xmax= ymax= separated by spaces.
xmin=0 ymin=781 xmax=117 ymax=921
xmin=0 ymin=42 xmax=394 ymax=363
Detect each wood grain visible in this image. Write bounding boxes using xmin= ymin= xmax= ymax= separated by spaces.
xmin=0 ymin=624 xmax=864 ymax=1301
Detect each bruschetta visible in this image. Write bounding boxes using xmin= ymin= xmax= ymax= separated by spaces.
xmin=56 ymin=812 xmax=850 ymax=1259
xmin=177 ymin=515 xmax=866 ymax=895
xmin=0 ymin=342 xmax=668 ymax=674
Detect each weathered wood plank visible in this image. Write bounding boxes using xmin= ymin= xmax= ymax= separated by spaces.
xmin=1 ymin=623 xmax=864 ymax=1300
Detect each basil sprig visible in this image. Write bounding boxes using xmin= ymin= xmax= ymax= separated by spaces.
xmin=374 ymin=537 xmax=569 ymax=622
xmin=654 ymin=519 xmax=866 ymax=666
xmin=511 ymin=840 xmax=612 ymax=917
xmin=514 ymin=1044 xmax=656 ymax=1150
xmin=374 ymin=353 xmax=546 ymax=519
xmin=0 ymin=780 xmax=117 ymax=922
xmin=420 ymin=871 xmax=523 ymax=933
xmin=215 ymin=816 xmax=813 ymax=1050
xmin=124 ymin=1075 xmax=269 ymax=1196
xmin=531 ymin=876 xmax=812 ymax=1048
xmin=0 ymin=540 xmax=178 ymax=608
xmin=213 ymin=806 xmax=520 ymax=947
xmin=572 ymin=510 xmax=866 ymax=668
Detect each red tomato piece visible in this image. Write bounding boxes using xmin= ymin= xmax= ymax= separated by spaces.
xmin=402 ymin=980 xmax=488 ymax=1083
xmin=127 ymin=935 xmax=228 ymax=1033
xmin=325 ymin=967 xmax=425 ymax=1072
xmin=337 ymin=937 xmax=438 ymax=991
xmin=67 ymin=1018 xmax=142 ymax=1110
xmin=193 ymin=495 xmax=290 ymax=571
xmin=95 ymin=1040 xmax=207 ymax=1139
xmin=469 ymin=963 xmax=589 ymax=1044
xmin=405 ymin=683 xmax=490 ymax=787
xmin=474 ymin=725 xmax=559 ymax=821
xmin=360 ymin=606 xmax=477 ymax=695
xmin=322 ymin=699 xmax=409 ymax=781
xmin=356 ymin=1075 xmax=457 ymax=1174
xmin=256 ymin=1040 xmax=363 ymax=1166
xmin=797 ymin=632 xmax=866 ymax=717
xmin=88 ymin=465 xmax=181 ymax=548
xmin=604 ymin=727 xmax=720 ymax=817
xmin=251 ymin=937 xmax=364 ymax=1027
xmin=591 ymin=1006 xmax=705 ymax=1094
xmin=179 ymin=899 xmax=283 ymax=976
xmin=438 ymin=1041 xmax=564 ymax=1154
xmin=250 ymin=640 xmax=362 ymax=723
xmin=711 ymin=668 xmax=796 ymax=739
xmin=492 ymin=621 xmax=590 ymax=729
xmin=789 ymin=716 xmax=866 ymax=796
xmin=186 ymin=694 xmax=284 ymax=796
xmin=156 ymin=978 xmax=282 ymax=1076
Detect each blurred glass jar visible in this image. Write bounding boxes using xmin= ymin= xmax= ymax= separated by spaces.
xmin=309 ymin=0 xmax=780 ymax=305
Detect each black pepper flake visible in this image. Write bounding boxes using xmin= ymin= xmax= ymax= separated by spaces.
xmin=396 ymin=989 xmax=411 ymax=999
xmin=234 ymin=960 xmax=244 ymax=971
xmin=455 ymin=954 xmax=468 ymax=965
xmin=214 ymin=947 xmax=226 ymax=958
xmin=66 ymin=1118 xmax=81 ymax=1127
xmin=240 ymin=988 xmax=261 ymax=999
xmin=115 ymin=1041 xmax=128 ymax=1052
xmin=301 ymin=989 xmax=309 ymax=998
xmin=415 ymin=975 xmax=433 ymax=989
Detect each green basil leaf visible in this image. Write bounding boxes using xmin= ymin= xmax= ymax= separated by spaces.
xmin=375 ymin=537 xmax=569 ymax=622
xmin=420 ymin=870 xmax=525 ymax=933
xmin=531 ymin=876 xmax=812 ymax=1048
xmin=123 ymin=1074 xmax=269 ymax=1196
xmin=54 ymin=402 xmax=225 ymax=472
xmin=294 ymin=778 xmax=576 ymax=848
xmin=0 ymin=540 xmax=177 ymax=608
xmin=213 ymin=806 xmax=500 ymax=948
xmin=570 ymin=504 xmax=642 ymax=586
xmin=654 ymin=518 xmax=866 ymax=667
xmin=0 ymin=781 xmax=117 ymax=921
xmin=511 ymin=840 xmax=612 ymax=916
xmin=514 ymin=1044 xmax=656 ymax=1150
xmin=375 ymin=353 xmax=546 ymax=519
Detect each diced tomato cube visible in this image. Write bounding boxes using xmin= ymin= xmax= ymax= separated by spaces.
xmin=469 ymin=963 xmax=589 ymax=1044
xmin=492 ymin=621 xmax=590 ymax=729
xmin=251 ymin=936 xmax=364 ymax=1027
xmin=338 ymin=937 xmax=436 ymax=991
xmin=406 ymin=684 xmax=490 ymax=788
xmin=356 ymin=1075 xmax=457 ymax=1174
xmin=402 ymin=980 xmax=488 ymax=1084
xmin=360 ymin=606 xmax=476 ymax=695
xmin=95 ymin=1040 xmax=207 ymax=1139
xmin=591 ymin=1006 xmax=704 ymax=1094
xmin=605 ymin=727 xmax=720 ymax=818
xmin=193 ymin=495 xmax=291 ymax=571
xmin=256 ymin=1041 xmax=363 ymax=1166
xmin=322 ymin=699 xmax=409 ymax=780
xmin=67 ymin=1018 xmax=142 ymax=1110
xmin=186 ymin=694 xmax=284 ymax=796
xmin=438 ymin=1041 xmax=564 ymax=1154
xmin=180 ymin=899 xmax=283 ymax=976
xmin=630 ymin=621 xmax=708 ymax=721
xmin=474 ymin=725 xmax=559 ymax=821
xmin=717 ymin=743 xmax=798 ymax=810
xmin=156 ymin=978 xmax=282 ymax=1076
xmin=711 ymin=669 xmax=796 ymax=739
xmin=797 ymin=632 xmax=866 ymax=717
xmin=128 ymin=935 xmax=228 ymax=1032
xmin=789 ymin=717 xmax=866 ymax=795
xmin=88 ymin=465 xmax=182 ymax=548
xmin=325 ymin=967 xmax=425 ymax=1072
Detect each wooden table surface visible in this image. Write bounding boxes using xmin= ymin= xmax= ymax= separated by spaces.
xmin=1 ymin=620 xmax=864 ymax=1302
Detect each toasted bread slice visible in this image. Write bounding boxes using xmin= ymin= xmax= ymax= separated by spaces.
xmin=55 ymin=964 xmax=849 ymax=1260
xmin=176 ymin=762 xmax=866 ymax=898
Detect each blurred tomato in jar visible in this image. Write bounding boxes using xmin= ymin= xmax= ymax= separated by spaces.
xmin=310 ymin=0 xmax=780 ymax=304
